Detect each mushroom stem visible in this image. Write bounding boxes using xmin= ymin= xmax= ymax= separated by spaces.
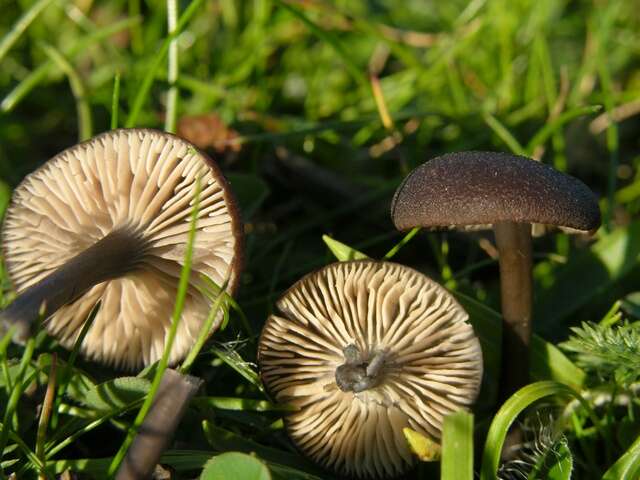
xmin=493 ymin=221 xmax=533 ymax=399
xmin=116 ymin=368 xmax=202 ymax=480
xmin=0 ymin=229 xmax=147 ymax=342
xmin=335 ymin=345 xmax=387 ymax=393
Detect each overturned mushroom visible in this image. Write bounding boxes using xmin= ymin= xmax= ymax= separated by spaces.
xmin=258 ymin=260 xmax=483 ymax=479
xmin=1 ymin=128 xmax=243 ymax=369
xmin=391 ymin=151 xmax=600 ymax=398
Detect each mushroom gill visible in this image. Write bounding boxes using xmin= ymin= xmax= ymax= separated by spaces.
xmin=1 ymin=129 xmax=243 ymax=369
xmin=258 ymin=260 xmax=483 ymax=479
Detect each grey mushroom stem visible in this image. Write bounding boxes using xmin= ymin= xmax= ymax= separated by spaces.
xmin=116 ymin=368 xmax=202 ymax=480
xmin=335 ymin=344 xmax=387 ymax=393
xmin=0 ymin=228 xmax=147 ymax=342
xmin=493 ymin=221 xmax=533 ymax=400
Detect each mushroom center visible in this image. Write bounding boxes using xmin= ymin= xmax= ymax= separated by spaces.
xmin=335 ymin=344 xmax=387 ymax=393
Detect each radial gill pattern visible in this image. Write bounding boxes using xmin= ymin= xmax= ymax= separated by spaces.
xmin=258 ymin=260 xmax=483 ymax=479
xmin=2 ymin=129 xmax=242 ymax=369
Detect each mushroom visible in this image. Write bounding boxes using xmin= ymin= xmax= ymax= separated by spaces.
xmin=258 ymin=260 xmax=483 ymax=479
xmin=1 ymin=128 xmax=243 ymax=369
xmin=390 ymin=151 xmax=601 ymax=398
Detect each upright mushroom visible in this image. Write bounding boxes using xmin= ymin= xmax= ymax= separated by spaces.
xmin=391 ymin=151 xmax=600 ymax=398
xmin=258 ymin=260 xmax=483 ymax=478
xmin=1 ymin=128 xmax=243 ymax=369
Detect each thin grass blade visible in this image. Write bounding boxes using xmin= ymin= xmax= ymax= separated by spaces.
xmin=480 ymin=381 xmax=599 ymax=480
xmin=441 ymin=411 xmax=474 ymax=480
xmin=0 ymin=0 xmax=57 ymax=63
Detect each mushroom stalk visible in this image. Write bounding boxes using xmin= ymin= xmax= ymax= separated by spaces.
xmin=493 ymin=221 xmax=533 ymax=399
xmin=116 ymin=368 xmax=202 ymax=480
xmin=0 ymin=229 xmax=146 ymax=341
xmin=335 ymin=345 xmax=387 ymax=393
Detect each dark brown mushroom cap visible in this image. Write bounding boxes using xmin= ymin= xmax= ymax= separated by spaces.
xmin=258 ymin=260 xmax=483 ymax=479
xmin=2 ymin=129 xmax=243 ymax=368
xmin=391 ymin=151 xmax=601 ymax=232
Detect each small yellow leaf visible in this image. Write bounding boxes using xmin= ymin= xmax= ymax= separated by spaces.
xmin=403 ymin=427 xmax=441 ymax=462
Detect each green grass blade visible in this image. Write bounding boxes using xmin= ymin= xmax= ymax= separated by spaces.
xmin=110 ymin=73 xmax=121 ymax=130
xmin=383 ymin=228 xmax=420 ymax=260
xmin=164 ymin=0 xmax=179 ymax=133
xmin=39 ymin=43 xmax=93 ymax=141
xmin=48 ymin=450 xmax=324 ymax=479
xmin=532 ymin=437 xmax=573 ymax=480
xmin=0 ymin=180 xmax=11 ymax=222
xmin=107 ymin=177 xmax=202 ymax=475
xmin=533 ymin=32 xmax=568 ymax=173
xmin=125 ymin=0 xmax=204 ymax=128
xmin=81 ymin=377 xmax=150 ymax=413
xmin=0 ymin=0 xmax=57 ymax=63
xmin=210 ymin=345 xmax=263 ymax=393
xmin=47 ymin=453 xmax=203 ymax=476
xmin=1 ymin=16 xmax=141 ymax=113
xmin=190 ymin=397 xmax=295 ymax=412
xmin=196 ymin=273 xmax=253 ymax=342
xmin=483 ymin=112 xmax=526 ymax=156
xmin=0 ymin=326 xmax=16 ymax=396
xmin=597 ymin=65 xmax=619 ymax=231
xmin=453 ymin=292 xmax=502 ymax=401
xmin=128 ymin=0 xmax=144 ymax=54
xmin=0 ymin=337 xmax=36 ymax=462
xmin=525 ymin=105 xmax=602 ymax=156
xmin=322 ymin=235 xmax=368 ymax=262
xmin=180 ymin=277 xmax=229 ymax=373
xmin=603 ymin=434 xmax=640 ymax=480
xmin=0 ymin=423 xmax=47 ymax=473
xmin=201 ymin=422 xmax=321 ymax=475
xmin=441 ymin=411 xmax=474 ymax=480
xmin=272 ymin=0 xmax=366 ymax=87
xmin=56 ymin=303 xmax=99 ymax=397
xmin=480 ymin=381 xmax=597 ymax=480
xmin=534 ymin=221 xmax=640 ymax=332
xmin=530 ymin=335 xmax=585 ymax=390
xmin=45 ymin=399 xmax=144 ymax=458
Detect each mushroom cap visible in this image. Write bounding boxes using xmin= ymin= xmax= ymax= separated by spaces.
xmin=2 ymin=129 xmax=243 ymax=369
xmin=258 ymin=260 xmax=483 ymax=479
xmin=391 ymin=151 xmax=601 ymax=232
